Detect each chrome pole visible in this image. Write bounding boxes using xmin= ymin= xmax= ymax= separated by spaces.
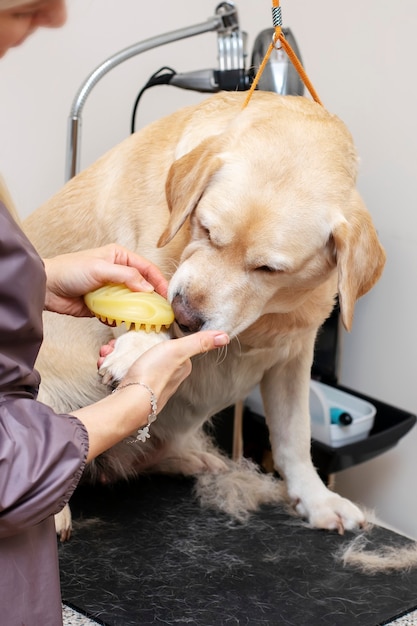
xmin=65 ymin=15 xmax=225 ymax=180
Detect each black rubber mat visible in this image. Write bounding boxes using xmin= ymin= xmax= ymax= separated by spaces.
xmin=59 ymin=476 xmax=417 ymax=626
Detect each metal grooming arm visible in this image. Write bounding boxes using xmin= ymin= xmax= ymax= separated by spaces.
xmin=65 ymin=2 xmax=242 ymax=180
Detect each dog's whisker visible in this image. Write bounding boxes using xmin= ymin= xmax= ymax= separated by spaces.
xmin=231 ymin=334 xmax=242 ymax=357
xmin=215 ymin=344 xmax=228 ymax=365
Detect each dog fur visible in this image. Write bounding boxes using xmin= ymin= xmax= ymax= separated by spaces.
xmin=23 ymin=91 xmax=385 ymax=543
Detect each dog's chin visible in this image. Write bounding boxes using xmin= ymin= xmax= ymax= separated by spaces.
xmin=171 ymin=321 xmax=186 ymax=338
xmin=173 ymin=323 xmax=240 ymax=346
xmin=172 ymin=319 xmax=225 ymax=338
xmin=172 ymin=320 xmax=209 ymax=338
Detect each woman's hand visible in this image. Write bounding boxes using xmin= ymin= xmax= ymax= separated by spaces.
xmin=43 ymin=244 xmax=168 ymax=317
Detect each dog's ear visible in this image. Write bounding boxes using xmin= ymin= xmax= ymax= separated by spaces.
xmin=332 ymin=192 xmax=386 ymax=331
xmin=157 ymin=137 xmax=223 ymax=248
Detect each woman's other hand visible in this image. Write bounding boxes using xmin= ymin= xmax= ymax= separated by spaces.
xmin=43 ymin=243 xmax=168 ymax=317
xmin=72 ymin=330 xmax=230 ymax=461
xmin=116 ymin=330 xmax=230 ymax=415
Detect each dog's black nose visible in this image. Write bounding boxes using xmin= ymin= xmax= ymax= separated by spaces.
xmin=171 ymin=293 xmax=205 ymax=334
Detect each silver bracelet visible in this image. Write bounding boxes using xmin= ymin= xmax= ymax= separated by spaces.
xmin=112 ymin=381 xmax=157 ymax=443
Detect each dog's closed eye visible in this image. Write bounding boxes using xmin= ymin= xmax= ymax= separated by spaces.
xmin=201 ymin=225 xmax=211 ymax=241
xmin=254 ymin=265 xmax=284 ymax=274
xmin=249 ymin=253 xmax=292 ymax=275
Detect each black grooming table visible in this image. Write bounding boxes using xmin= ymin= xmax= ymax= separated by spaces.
xmin=59 ymin=475 xmax=417 ymax=626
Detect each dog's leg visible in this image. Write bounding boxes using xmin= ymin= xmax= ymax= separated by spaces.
xmin=261 ymin=344 xmax=365 ymax=534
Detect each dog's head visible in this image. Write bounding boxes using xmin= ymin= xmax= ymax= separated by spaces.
xmin=158 ymin=94 xmax=385 ymax=337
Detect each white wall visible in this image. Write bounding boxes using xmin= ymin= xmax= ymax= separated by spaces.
xmin=1 ymin=1 xmax=416 ymax=538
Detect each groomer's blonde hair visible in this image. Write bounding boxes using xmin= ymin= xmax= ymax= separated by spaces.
xmin=0 ymin=1 xmax=39 ymax=8
xmin=0 ymin=0 xmax=57 ymax=219
xmin=0 ymin=175 xmax=21 ymax=223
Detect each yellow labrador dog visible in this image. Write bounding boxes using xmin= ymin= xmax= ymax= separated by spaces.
xmin=24 ymin=91 xmax=385 ymax=540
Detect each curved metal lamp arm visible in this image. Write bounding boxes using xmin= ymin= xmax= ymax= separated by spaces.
xmin=65 ymin=16 xmax=224 ymax=180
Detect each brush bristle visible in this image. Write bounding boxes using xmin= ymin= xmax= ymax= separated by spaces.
xmin=94 ymin=313 xmax=169 ymax=333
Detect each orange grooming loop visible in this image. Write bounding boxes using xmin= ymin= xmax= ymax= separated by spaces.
xmin=242 ymin=0 xmax=323 ymax=109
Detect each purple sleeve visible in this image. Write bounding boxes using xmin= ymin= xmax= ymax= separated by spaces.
xmin=0 ymin=394 xmax=89 ymax=538
xmin=0 ymin=202 xmax=89 ymax=538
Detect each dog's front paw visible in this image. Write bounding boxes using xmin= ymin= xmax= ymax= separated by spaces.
xmin=294 ymin=491 xmax=366 ymax=534
xmin=55 ymin=504 xmax=72 ymax=542
xmin=99 ymin=330 xmax=169 ymax=386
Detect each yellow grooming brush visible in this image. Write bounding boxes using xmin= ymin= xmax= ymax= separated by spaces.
xmin=84 ymin=284 xmax=174 ymax=332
